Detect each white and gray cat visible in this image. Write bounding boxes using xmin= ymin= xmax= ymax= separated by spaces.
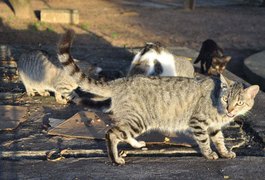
xmin=58 ymin=30 xmax=259 ymax=165
xmin=128 ymin=42 xmax=195 ymax=78
xmin=17 ymin=36 xmax=101 ymax=104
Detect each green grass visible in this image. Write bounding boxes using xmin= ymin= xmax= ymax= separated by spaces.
xmin=80 ymin=23 xmax=90 ymax=31
xmin=46 ymin=25 xmax=54 ymax=32
xmin=111 ymin=32 xmax=119 ymax=39
xmin=31 ymin=21 xmax=46 ymax=31
xmin=7 ymin=15 xmax=14 ymax=22
xmin=30 ymin=21 xmax=54 ymax=32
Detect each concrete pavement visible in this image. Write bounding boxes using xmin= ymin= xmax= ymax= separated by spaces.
xmin=1 ymin=157 xmax=265 ymax=179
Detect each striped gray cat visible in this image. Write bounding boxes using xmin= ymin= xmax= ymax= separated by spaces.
xmin=128 ymin=42 xmax=195 ymax=78
xmin=18 ymin=39 xmax=101 ymax=104
xmin=58 ymin=30 xmax=259 ymax=165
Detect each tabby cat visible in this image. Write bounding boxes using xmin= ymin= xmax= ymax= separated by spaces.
xmin=194 ymin=39 xmax=231 ymax=75
xmin=18 ymin=42 xmax=101 ymax=104
xmin=128 ymin=42 xmax=195 ymax=78
xmin=58 ymin=30 xmax=259 ymax=165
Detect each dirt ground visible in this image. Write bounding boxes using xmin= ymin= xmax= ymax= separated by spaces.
xmin=0 ymin=0 xmax=264 ymax=48
xmin=1 ymin=0 xmax=265 ymax=79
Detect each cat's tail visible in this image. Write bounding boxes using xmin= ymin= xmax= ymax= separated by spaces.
xmin=193 ymin=57 xmax=201 ymax=64
xmin=57 ymin=29 xmax=112 ymax=98
xmin=194 ymin=44 xmax=205 ymax=64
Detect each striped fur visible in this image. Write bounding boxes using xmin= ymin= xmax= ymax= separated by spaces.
xmin=57 ymin=30 xmax=112 ymax=98
xmin=127 ymin=42 xmax=195 ymax=78
xmin=18 ymin=34 xmax=101 ymax=104
xmin=18 ymin=50 xmax=79 ymax=104
xmin=58 ymin=30 xmax=259 ymax=165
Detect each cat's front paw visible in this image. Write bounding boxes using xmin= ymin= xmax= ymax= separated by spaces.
xmin=56 ymin=99 xmax=68 ymax=105
xmin=138 ymin=141 xmax=146 ymax=148
xmin=114 ymin=157 xmax=125 ymax=165
xmin=220 ymin=151 xmax=236 ymax=159
xmin=27 ymin=92 xmax=36 ymax=97
xmin=55 ymin=95 xmax=68 ymax=104
xmin=39 ymin=91 xmax=50 ymax=97
xmin=132 ymin=141 xmax=146 ymax=148
xmin=204 ymin=151 xmax=219 ymax=160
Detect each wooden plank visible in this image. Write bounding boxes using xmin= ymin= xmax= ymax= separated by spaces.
xmin=0 ymin=146 xmax=198 ymax=160
xmin=40 ymin=9 xmax=79 ymax=24
xmin=0 ymin=60 xmax=17 ymax=68
xmin=0 ymin=92 xmax=23 ymax=100
xmin=48 ymin=111 xmax=112 ymax=139
xmin=47 ymin=111 xmax=197 ymax=146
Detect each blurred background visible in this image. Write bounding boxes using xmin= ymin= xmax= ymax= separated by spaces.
xmin=0 ymin=0 xmax=265 ymax=81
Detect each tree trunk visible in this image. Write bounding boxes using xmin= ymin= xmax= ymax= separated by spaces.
xmin=9 ymin=0 xmax=33 ymax=19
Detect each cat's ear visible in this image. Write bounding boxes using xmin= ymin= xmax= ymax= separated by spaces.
xmin=224 ymin=56 xmax=231 ymax=62
xmin=220 ymin=74 xmax=233 ymax=88
xmin=244 ymin=85 xmax=259 ymax=99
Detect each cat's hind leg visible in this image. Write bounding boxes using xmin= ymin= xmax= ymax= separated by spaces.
xmin=105 ymin=126 xmax=125 ymax=165
xmin=105 ymin=117 xmax=145 ymax=165
xmin=105 ymin=125 xmax=145 ymax=164
xmin=19 ymin=76 xmax=36 ymax=96
xmin=26 ymin=89 xmax=36 ymax=97
xmin=24 ymin=85 xmax=36 ymax=97
xmin=209 ymin=128 xmax=236 ymax=159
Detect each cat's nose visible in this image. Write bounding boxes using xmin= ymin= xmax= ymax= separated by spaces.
xmin=227 ymin=106 xmax=235 ymax=113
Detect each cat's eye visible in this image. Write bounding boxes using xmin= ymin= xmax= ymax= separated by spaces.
xmin=237 ymin=101 xmax=244 ymax=106
xmin=222 ymin=96 xmax=228 ymax=102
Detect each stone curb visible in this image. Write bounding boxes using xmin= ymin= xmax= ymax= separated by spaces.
xmin=243 ymin=50 xmax=265 ymax=91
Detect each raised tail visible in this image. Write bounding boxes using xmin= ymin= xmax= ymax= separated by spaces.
xmin=57 ymin=29 xmax=112 ymax=98
xmin=194 ymin=41 xmax=206 ymax=64
xmin=193 ymin=57 xmax=201 ymax=64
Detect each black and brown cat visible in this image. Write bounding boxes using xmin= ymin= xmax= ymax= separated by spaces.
xmin=194 ymin=39 xmax=231 ymax=75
